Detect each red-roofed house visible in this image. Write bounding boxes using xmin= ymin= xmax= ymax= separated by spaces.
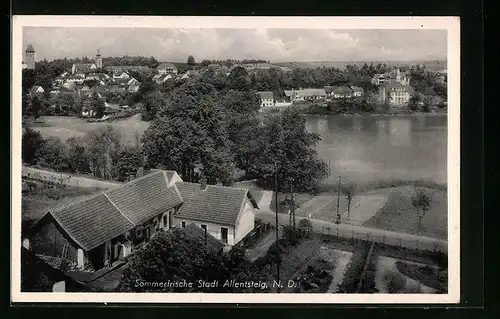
xmin=24 ymin=169 xmax=258 ymax=272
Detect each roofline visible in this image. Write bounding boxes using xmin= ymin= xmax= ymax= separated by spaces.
xmin=178 ymin=216 xmax=236 ymax=228
xmin=48 ymin=210 xmax=89 ymax=251
xmin=102 ymin=192 xmax=136 ymax=227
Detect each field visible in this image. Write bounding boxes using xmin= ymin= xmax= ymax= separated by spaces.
xmin=26 ymin=115 xmax=150 ymax=144
xmin=364 ymin=186 xmax=447 ymax=240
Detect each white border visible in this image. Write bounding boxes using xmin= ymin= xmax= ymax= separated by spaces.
xmin=11 ymin=15 xmax=460 ymax=304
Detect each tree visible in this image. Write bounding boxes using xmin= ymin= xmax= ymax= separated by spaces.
xmin=116 ymin=146 xmax=143 ymax=181
xmin=255 ymin=107 xmax=329 ymax=192
xmin=30 ymin=96 xmax=43 ymax=122
xmin=187 ymin=55 xmax=196 ymax=66
xmin=142 ymin=82 xmax=233 ymax=184
xmin=89 ymin=93 xmax=105 ymax=118
xmin=411 ymin=188 xmax=432 ymax=231
xmin=66 ymin=136 xmax=91 ymax=174
xmin=84 ymin=126 xmax=123 ymax=179
xmin=22 ymin=127 xmax=45 ymax=165
xmin=408 ymin=94 xmax=420 ymax=112
xmin=35 ymin=137 xmax=69 ymax=171
xmin=342 ymin=184 xmax=356 ymax=220
xmin=117 ymin=227 xmax=267 ymax=292
xmin=226 ymin=66 xmax=251 ymax=91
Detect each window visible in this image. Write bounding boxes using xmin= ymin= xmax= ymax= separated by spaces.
xmin=163 ymin=214 xmax=168 ymax=228
xmin=182 ymin=221 xmax=186 ymax=228
xmin=221 ymin=227 xmax=228 ymax=244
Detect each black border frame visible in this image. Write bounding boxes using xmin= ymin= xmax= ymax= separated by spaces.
xmin=6 ymin=0 xmax=485 ymax=316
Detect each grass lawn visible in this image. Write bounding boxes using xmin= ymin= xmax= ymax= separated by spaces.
xmin=395 ymin=261 xmax=448 ymax=293
xmin=25 ymin=115 xmax=149 ymax=144
xmin=22 ymin=187 xmax=102 ymax=232
xmin=363 ymin=186 xmax=447 ymax=240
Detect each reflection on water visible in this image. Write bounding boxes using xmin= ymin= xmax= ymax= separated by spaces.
xmin=306 ymin=115 xmax=447 ymax=185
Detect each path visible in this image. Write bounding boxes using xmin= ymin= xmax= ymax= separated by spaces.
xmin=255 ymin=210 xmax=447 ymax=253
xmin=22 ymin=166 xmax=121 ymax=189
xmin=245 ymin=230 xmax=278 ymax=262
xmin=318 ymin=247 xmax=353 ymax=293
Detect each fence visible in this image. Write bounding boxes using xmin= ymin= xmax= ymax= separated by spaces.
xmin=318 ymin=224 xmax=447 ymax=253
xmin=236 ymin=221 xmax=273 ymax=249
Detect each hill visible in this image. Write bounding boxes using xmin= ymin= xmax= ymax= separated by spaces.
xmin=273 ymin=60 xmax=447 ymax=70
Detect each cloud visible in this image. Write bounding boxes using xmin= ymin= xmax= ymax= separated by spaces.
xmin=22 ymin=27 xmax=447 ymax=62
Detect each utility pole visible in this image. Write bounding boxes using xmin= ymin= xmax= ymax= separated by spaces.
xmin=274 ymin=160 xmax=281 ymax=293
xmin=336 ymin=176 xmax=341 ymax=224
xmin=291 ymin=181 xmax=296 ymax=229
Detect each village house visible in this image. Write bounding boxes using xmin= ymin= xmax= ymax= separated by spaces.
xmin=71 ymin=63 xmax=97 ymax=77
xmin=29 ymin=85 xmax=45 ymax=99
xmin=112 ymin=71 xmax=130 ymax=80
xmin=24 ymin=169 xmax=259 ymax=272
xmin=350 ymin=86 xmax=365 ymax=97
xmin=153 ymin=73 xmax=174 ymax=84
xmin=257 ymin=91 xmax=275 ymax=107
xmin=324 ymin=86 xmax=352 ymax=99
xmin=378 ymin=82 xmax=415 ymax=106
xmin=157 ymin=63 xmax=178 ymax=75
xmin=284 ymin=89 xmax=327 ymax=103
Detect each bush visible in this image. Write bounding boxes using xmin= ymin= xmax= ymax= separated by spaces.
xmin=22 ymin=127 xmax=45 ymax=165
xmin=281 ymin=225 xmax=301 ymax=246
xmin=297 ymin=219 xmax=313 ymax=239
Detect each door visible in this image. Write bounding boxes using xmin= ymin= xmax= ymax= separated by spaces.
xmin=169 ymin=210 xmax=174 ymax=229
xmin=145 ymin=226 xmax=151 ymax=241
xmin=221 ymin=227 xmax=228 ymax=244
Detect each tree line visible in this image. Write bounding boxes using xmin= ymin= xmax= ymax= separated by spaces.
xmin=22 ymin=126 xmax=143 ymax=182
xmin=141 ymin=65 xmax=329 ymax=191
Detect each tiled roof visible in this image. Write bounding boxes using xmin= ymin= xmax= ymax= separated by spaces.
xmin=106 ymin=171 xmax=183 ymax=225
xmin=41 ymin=171 xmax=183 ymax=251
xmin=257 ymin=91 xmax=274 ymax=99
xmin=73 ymin=63 xmax=96 ymax=73
xmin=35 ymin=170 xmax=254 ymax=251
xmin=49 ymin=192 xmax=135 ymax=251
xmin=157 ymin=63 xmax=177 ymax=70
xmin=350 ymin=86 xmax=364 ymax=93
xmin=175 ymin=182 xmax=257 ymax=226
xmin=182 ymin=223 xmax=225 ymax=252
xmin=284 ymin=89 xmax=327 ymax=97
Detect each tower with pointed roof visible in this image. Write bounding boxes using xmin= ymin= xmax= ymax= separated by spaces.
xmin=95 ymin=49 xmax=102 ymax=69
xmin=25 ymin=44 xmax=35 ymax=70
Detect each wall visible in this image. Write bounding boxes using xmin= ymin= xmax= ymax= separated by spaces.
xmin=234 ymin=198 xmax=256 ymax=244
xmin=174 ymin=218 xmax=236 ymax=246
xmin=29 ymin=215 xmax=79 ymax=264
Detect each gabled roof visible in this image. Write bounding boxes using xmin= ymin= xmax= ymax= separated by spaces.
xmin=175 ymin=182 xmax=258 ymax=226
xmin=48 ymin=192 xmax=135 ymax=251
xmin=257 ymin=91 xmax=274 ymax=99
xmin=106 ymin=171 xmax=183 ymax=225
xmin=26 ymin=44 xmax=35 ymax=52
xmin=37 ymin=171 xmax=184 ymax=251
xmin=157 ymin=63 xmax=177 ymax=70
xmin=300 ymin=88 xmax=327 ymax=97
xmin=73 ymin=63 xmax=96 ymax=73
xmin=350 ymin=86 xmax=364 ymax=93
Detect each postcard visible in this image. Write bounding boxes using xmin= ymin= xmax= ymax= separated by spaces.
xmin=11 ymin=15 xmax=460 ymax=304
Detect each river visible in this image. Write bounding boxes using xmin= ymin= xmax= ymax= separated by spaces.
xmin=305 ymin=115 xmax=447 ymax=185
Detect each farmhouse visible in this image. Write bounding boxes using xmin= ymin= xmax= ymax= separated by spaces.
xmin=24 ymin=169 xmax=258 ymax=272
xmin=257 ymin=91 xmax=275 ymax=107
xmin=324 ymin=86 xmax=353 ymax=99
xmin=157 ymin=63 xmax=178 ymax=75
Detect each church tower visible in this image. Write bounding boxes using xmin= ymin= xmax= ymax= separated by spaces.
xmin=96 ymin=49 xmax=102 ymax=69
xmin=25 ymin=44 xmax=35 ymax=69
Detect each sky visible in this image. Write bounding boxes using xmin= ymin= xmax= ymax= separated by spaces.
xmin=22 ymin=28 xmax=447 ymax=63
